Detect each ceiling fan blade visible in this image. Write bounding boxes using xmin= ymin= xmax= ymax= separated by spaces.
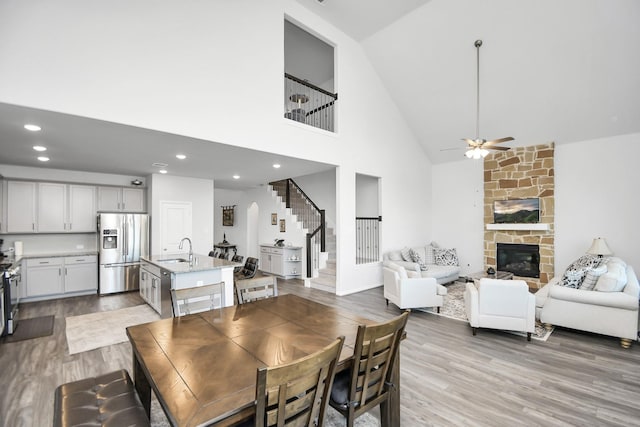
xmin=487 ymin=146 xmax=511 ymax=151
xmin=485 ymin=136 xmax=514 ymax=145
xmin=440 ymin=147 xmax=465 ymax=152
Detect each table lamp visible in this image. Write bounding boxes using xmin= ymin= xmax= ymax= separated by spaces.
xmin=586 ymin=237 xmax=613 ymax=258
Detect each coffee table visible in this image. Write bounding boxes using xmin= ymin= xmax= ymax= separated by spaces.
xmin=466 ymin=270 xmax=514 ymax=283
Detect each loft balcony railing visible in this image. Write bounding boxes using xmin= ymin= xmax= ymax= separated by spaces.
xmin=356 ymin=216 xmax=381 ymax=264
xmin=284 ymin=73 xmax=337 ymax=132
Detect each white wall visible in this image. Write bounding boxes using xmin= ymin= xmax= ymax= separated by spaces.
xmin=148 ymin=173 xmax=213 ymax=256
xmin=430 ymin=133 xmax=640 ymax=279
xmin=356 ymin=174 xmax=379 ymax=217
xmin=431 ymin=159 xmax=484 ymax=276
xmin=555 ymin=133 xmax=640 ymax=272
xmin=0 ymin=0 xmax=433 ymax=295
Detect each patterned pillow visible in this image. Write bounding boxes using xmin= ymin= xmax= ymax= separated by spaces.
xmin=409 ymin=249 xmax=429 ymax=271
xmin=400 ymin=247 xmax=412 ymax=262
xmin=580 ymin=264 xmax=607 ymax=291
xmin=425 ymin=243 xmax=436 ymax=265
xmin=434 ymin=248 xmax=459 ymax=266
xmin=561 ymin=255 xmax=602 ymax=288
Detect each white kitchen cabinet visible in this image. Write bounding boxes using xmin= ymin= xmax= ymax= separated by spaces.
xmin=98 ymin=186 xmax=145 ymax=212
xmin=0 ymin=178 xmax=5 ymax=233
xmin=259 ymin=245 xmax=302 ymax=279
xmin=24 ymin=255 xmax=97 ymax=299
xmin=63 ymin=255 xmax=98 ymax=293
xmin=139 ymin=260 xmax=160 ymax=313
xmin=37 ymin=182 xmax=67 ymax=232
xmin=25 ymin=257 xmax=64 ymax=297
xmin=6 ymin=181 xmax=37 ymax=233
xmin=68 ymin=185 xmax=97 ymax=232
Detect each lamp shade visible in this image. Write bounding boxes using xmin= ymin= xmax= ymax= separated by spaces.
xmin=586 ymin=237 xmax=613 ymax=257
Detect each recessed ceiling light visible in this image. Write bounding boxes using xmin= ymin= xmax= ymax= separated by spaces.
xmin=152 ymin=162 xmax=168 ymax=168
xmin=233 ymin=175 xmax=240 ymax=180
xmin=176 ymin=154 xmax=186 ymax=160
xmin=273 ymin=163 xmax=281 ymax=169
xmin=24 ymin=124 xmax=41 ymax=132
xmin=37 ymin=156 xmax=50 ymax=162
xmin=33 ymin=145 xmax=47 ymax=152
xmin=159 ymin=169 xmax=168 ymax=174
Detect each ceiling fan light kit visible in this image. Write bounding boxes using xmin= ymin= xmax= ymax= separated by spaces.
xmin=461 ymin=39 xmax=514 ymax=159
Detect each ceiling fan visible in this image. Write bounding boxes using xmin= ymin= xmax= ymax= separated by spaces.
xmin=461 ymin=39 xmax=514 ymax=159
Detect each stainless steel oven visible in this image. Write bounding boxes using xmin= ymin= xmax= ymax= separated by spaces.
xmin=3 ymin=264 xmax=21 ymax=335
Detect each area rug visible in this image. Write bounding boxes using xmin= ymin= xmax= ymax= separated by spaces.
xmin=3 ymin=315 xmax=54 ymax=343
xmin=65 ymin=305 xmax=160 ymax=355
xmin=150 ymin=393 xmax=379 ymax=426
xmin=417 ymin=281 xmax=553 ymax=341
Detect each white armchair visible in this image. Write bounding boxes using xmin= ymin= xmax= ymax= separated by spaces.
xmin=464 ymin=278 xmax=536 ymax=341
xmin=383 ymin=265 xmax=447 ymax=311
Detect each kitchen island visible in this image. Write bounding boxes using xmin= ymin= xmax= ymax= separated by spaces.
xmin=140 ymin=253 xmax=241 ymax=317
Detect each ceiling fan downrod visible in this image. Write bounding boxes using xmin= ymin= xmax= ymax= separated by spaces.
xmin=475 ymin=39 xmax=482 ymax=143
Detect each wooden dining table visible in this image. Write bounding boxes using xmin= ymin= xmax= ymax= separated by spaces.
xmin=126 ymin=293 xmax=403 ymax=427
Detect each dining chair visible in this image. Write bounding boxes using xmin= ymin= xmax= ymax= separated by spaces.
xmin=231 ymin=254 xmax=244 ymax=273
xmin=218 ymin=251 xmax=230 ymax=260
xmin=208 ymin=250 xmax=219 ymax=258
xmin=329 ymin=311 xmax=409 ymax=427
xmin=234 ymin=257 xmax=259 ymax=280
xmin=171 ymin=282 xmax=225 ymax=317
xmin=237 ymin=336 xmax=345 ymax=427
xmin=236 ymin=275 xmax=278 ymax=304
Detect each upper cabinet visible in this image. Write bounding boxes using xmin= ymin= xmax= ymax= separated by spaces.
xmin=6 ymin=181 xmax=37 ymax=233
xmin=97 ymin=186 xmax=145 ymax=212
xmin=38 ymin=183 xmax=96 ymax=233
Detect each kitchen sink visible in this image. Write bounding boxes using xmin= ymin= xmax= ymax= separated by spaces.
xmin=157 ymin=258 xmax=189 ymax=264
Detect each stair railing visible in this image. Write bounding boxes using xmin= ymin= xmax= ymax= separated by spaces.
xmin=269 ymin=178 xmax=325 ymax=277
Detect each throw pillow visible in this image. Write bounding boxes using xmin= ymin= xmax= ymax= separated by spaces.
xmin=400 ymin=247 xmax=412 ymax=262
xmin=434 ymin=248 xmax=459 ymax=266
xmin=580 ymin=264 xmax=607 ymax=291
xmin=595 ymin=262 xmax=627 ymax=292
xmin=560 ymin=255 xmax=602 ymax=288
xmin=387 ymin=251 xmax=403 ymax=261
xmin=425 ymin=242 xmax=438 ymax=265
xmin=408 ymin=249 xmax=429 ymax=271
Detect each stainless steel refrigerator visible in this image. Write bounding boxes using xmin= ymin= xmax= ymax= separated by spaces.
xmin=98 ymin=213 xmax=149 ymax=295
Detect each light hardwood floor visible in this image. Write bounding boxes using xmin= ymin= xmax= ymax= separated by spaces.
xmin=1 ymin=280 xmax=639 ymax=426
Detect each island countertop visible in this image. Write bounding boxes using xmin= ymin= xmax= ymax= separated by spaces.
xmin=141 ymin=253 xmax=241 ymax=274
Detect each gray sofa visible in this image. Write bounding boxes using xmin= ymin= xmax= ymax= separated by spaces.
xmin=383 ymin=243 xmax=461 ymax=285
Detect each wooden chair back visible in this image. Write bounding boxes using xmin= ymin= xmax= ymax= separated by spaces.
xmin=330 ymin=311 xmax=409 ymax=426
xmin=255 ymin=336 xmax=345 ymax=427
xmin=171 ymin=282 xmax=225 ymax=317
xmin=236 ymin=275 xmax=278 ymax=304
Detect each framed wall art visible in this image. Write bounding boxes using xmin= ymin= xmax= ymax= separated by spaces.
xmin=279 ymin=219 xmax=286 ymax=232
xmin=222 ymin=205 xmax=236 ymax=226
xmin=271 ymin=213 xmax=277 ymax=225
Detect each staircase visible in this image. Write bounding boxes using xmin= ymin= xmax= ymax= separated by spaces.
xmin=309 ymin=227 xmax=336 ymax=293
xmin=269 ymin=179 xmax=336 ymax=293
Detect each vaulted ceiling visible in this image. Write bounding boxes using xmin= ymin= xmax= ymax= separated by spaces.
xmin=296 ymin=0 xmax=640 ymax=163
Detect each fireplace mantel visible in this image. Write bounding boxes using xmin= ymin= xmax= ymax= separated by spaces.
xmin=486 ymin=223 xmax=550 ymax=231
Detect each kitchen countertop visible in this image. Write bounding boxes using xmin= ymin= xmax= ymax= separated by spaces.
xmin=141 ymin=253 xmax=241 ymax=274
xmin=1 ymin=251 xmax=98 ymax=267
xmin=260 ymin=244 xmax=303 ymax=249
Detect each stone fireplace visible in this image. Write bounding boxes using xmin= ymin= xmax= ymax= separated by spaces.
xmin=497 ymin=243 xmax=540 ymax=278
xmin=484 ymin=143 xmax=554 ymax=290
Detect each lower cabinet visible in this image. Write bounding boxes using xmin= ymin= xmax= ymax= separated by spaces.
xmin=140 ymin=261 xmax=161 ymax=314
xmin=259 ymin=245 xmax=302 ymax=279
xmin=24 ymin=255 xmax=97 ymax=299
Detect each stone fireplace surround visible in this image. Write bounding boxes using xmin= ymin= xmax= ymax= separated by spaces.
xmin=484 ymin=143 xmax=554 ymax=290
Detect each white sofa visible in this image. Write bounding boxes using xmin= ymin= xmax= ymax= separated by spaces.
xmin=464 ymin=278 xmax=536 ymax=340
xmin=537 ymin=257 xmax=639 ymax=348
xmin=383 ymin=265 xmax=447 ymax=311
xmin=383 ymin=243 xmax=461 ymax=285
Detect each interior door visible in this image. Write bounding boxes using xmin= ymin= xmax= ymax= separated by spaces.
xmin=160 ymin=201 xmax=192 ymax=255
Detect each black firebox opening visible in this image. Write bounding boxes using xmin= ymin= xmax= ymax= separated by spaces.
xmin=497 ymin=243 xmax=540 ymax=278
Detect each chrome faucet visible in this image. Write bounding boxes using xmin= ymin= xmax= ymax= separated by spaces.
xmin=178 ymin=237 xmax=193 ymax=263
